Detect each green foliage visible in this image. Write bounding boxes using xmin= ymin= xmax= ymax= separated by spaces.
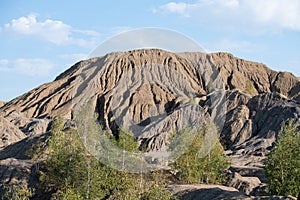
xmin=170 ymin=124 xmax=230 ymax=184
xmin=141 ymin=185 xmax=174 ymax=200
xmin=28 ymin=112 xmax=230 ymax=199
xmin=31 ymin=116 xmax=176 ymax=200
xmin=27 ymin=139 xmax=46 ymax=162
xmin=2 ymin=184 xmax=35 ymax=200
xmin=109 ymin=129 xmax=139 ymax=152
xmin=168 ymin=128 xmax=194 ymax=161
xmin=37 ymin=117 xmax=121 ymax=199
xmin=52 ymin=188 xmax=84 ymax=200
xmin=140 ymin=170 xmax=178 ymax=200
xmin=264 ymin=119 xmax=300 ymax=197
xmin=108 ymin=172 xmax=140 ymax=200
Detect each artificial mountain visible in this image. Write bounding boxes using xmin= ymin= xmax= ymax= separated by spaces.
xmin=0 ymin=49 xmax=299 ymax=199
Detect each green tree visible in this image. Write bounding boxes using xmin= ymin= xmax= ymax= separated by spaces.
xmin=170 ymin=124 xmax=230 ymax=184
xmin=32 ymin=116 xmax=176 ymax=200
xmin=264 ymin=119 xmax=300 ymax=197
xmin=2 ymin=184 xmax=34 ymax=200
xmin=109 ymin=128 xmax=139 ymax=152
xmin=140 ymin=170 xmax=177 ymax=200
xmin=36 ymin=117 xmax=122 ymax=199
xmin=141 ymin=185 xmax=174 ymax=200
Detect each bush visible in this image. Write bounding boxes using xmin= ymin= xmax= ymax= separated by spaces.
xmin=264 ymin=119 xmax=300 ymax=197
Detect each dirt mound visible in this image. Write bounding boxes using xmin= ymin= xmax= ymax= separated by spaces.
xmin=0 ymin=49 xmax=299 ymax=197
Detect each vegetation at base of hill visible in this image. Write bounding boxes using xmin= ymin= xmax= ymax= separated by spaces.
xmin=108 ymin=128 xmax=139 ymax=152
xmin=2 ymin=184 xmax=35 ymax=200
xmin=264 ymin=119 xmax=300 ymax=197
xmin=2 ymin=116 xmax=230 ymax=200
xmin=25 ymin=117 xmax=174 ymax=200
xmin=169 ymin=124 xmax=231 ymax=184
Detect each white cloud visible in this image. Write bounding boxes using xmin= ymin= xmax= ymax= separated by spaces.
xmin=160 ymin=2 xmax=190 ymax=16
xmin=0 ymin=58 xmax=55 ymax=76
xmin=3 ymin=14 xmax=100 ymax=47
xmin=0 ymin=59 xmax=9 ymax=65
xmin=158 ymin=0 xmax=239 ymax=15
xmin=155 ymin=0 xmax=300 ymax=31
xmin=243 ymin=0 xmax=300 ymax=30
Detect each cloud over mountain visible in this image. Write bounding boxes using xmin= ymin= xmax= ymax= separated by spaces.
xmin=156 ymin=0 xmax=300 ymax=32
xmin=3 ymin=14 xmax=100 ymax=47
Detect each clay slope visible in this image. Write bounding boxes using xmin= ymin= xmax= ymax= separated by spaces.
xmin=1 ymin=49 xmax=299 ymax=148
xmin=1 ymin=50 xmax=300 ymax=122
xmin=0 ymin=117 xmax=26 ymax=147
xmin=0 ymin=49 xmax=299 ymax=197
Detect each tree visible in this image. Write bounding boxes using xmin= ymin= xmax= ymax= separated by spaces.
xmin=2 ymin=184 xmax=35 ymax=200
xmin=36 ymin=117 xmax=122 ymax=199
xmin=140 ymin=185 xmax=174 ymax=200
xmin=170 ymin=124 xmax=230 ymax=184
xmin=264 ymin=119 xmax=300 ymax=197
xmin=31 ymin=116 xmax=177 ymax=200
xmin=109 ymin=128 xmax=139 ymax=152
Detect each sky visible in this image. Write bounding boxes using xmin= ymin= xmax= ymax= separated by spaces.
xmin=0 ymin=0 xmax=299 ymax=101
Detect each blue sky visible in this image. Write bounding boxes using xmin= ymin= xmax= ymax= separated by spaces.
xmin=0 ymin=0 xmax=299 ymax=101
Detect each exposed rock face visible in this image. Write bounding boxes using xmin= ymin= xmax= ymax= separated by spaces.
xmin=138 ymin=104 xmax=210 ymax=152
xmin=0 ymin=49 xmax=299 ymax=197
xmin=226 ymin=171 xmax=262 ymax=196
xmin=223 ymin=92 xmax=300 ymax=195
xmin=211 ymin=53 xmax=300 ymax=101
xmin=0 ymin=110 xmax=51 ymax=147
xmin=2 ymin=50 xmax=299 ymax=125
xmin=0 ymin=133 xmax=48 ymax=193
xmin=0 ymin=117 xmax=26 ymax=147
xmin=224 ymin=92 xmax=300 ymax=156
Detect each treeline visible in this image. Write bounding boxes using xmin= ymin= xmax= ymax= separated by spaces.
xmin=2 ymin=118 xmax=299 ymax=199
